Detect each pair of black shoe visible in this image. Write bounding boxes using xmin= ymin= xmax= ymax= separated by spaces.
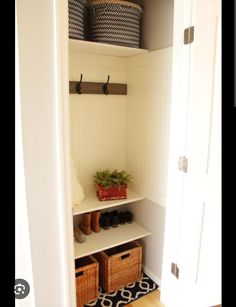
xmin=119 ymin=211 xmax=133 ymax=224
xmin=100 ymin=211 xmax=118 ymax=230
xmin=100 ymin=210 xmax=119 ymax=229
xmin=100 ymin=210 xmax=133 ymax=230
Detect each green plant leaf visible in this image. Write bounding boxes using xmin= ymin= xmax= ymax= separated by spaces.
xmin=93 ymin=169 xmax=132 ymax=188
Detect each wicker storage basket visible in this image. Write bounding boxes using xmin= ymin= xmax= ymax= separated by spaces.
xmin=93 ymin=241 xmax=142 ymax=293
xmin=68 ymin=0 xmax=87 ymax=40
xmin=75 ymin=255 xmax=99 ymax=306
xmin=87 ymin=0 xmax=143 ymax=48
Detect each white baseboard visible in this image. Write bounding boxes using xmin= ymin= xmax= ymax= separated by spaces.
xmin=142 ymin=265 xmax=162 ymax=290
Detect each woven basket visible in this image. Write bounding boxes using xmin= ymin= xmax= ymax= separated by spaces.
xmin=68 ymin=0 xmax=87 ymax=40
xmin=93 ymin=241 xmax=142 ymax=293
xmin=87 ymin=0 xmax=143 ymax=48
xmin=75 ymin=255 xmax=99 ymax=306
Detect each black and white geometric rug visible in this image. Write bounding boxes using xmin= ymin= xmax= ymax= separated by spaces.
xmin=85 ymin=272 xmax=158 ymax=307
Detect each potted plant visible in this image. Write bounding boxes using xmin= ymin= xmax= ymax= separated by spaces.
xmin=93 ymin=169 xmax=132 ymax=201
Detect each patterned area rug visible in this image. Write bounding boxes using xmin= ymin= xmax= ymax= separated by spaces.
xmin=85 ymin=272 xmax=158 ymax=307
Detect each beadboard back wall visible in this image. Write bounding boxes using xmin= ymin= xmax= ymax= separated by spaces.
xmin=69 ymin=48 xmax=172 ymax=205
xmin=69 ymin=52 xmax=127 ymax=186
xmin=126 ymin=48 xmax=173 ymax=207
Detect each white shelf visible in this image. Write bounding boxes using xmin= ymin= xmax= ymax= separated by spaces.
xmin=69 ymin=39 xmax=148 ymax=58
xmin=73 ymin=189 xmax=144 ymax=215
xmin=74 ymin=221 xmax=150 ymax=259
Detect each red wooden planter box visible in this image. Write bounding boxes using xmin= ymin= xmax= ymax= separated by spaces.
xmin=96 ymin=184 xmax=127 ymax=201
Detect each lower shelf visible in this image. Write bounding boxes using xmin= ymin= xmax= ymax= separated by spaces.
xmin=74 ymin=221 xmax=151 ymax=259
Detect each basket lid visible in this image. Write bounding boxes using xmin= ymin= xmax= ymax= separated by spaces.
xmin=90 ymin=0 xmax=142 ymax=12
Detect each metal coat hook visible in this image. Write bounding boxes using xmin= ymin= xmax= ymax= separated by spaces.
xmin=103 ymin=75 xmax=110 ymax=95
xmin=76 ymin=74 xmax=83 ymax=95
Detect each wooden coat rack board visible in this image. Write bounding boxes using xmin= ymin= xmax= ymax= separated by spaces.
xmin=69 ymin=75 xmax=127 ymax=95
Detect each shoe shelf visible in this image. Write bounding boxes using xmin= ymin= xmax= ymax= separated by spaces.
xmin=74 ymin=221 xmax=151 ymax=259
xmin=73 ymin=189 xmax=144 ymax=215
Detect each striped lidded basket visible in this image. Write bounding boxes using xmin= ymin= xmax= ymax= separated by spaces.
xmin=68 ymin=0 xmax=87 ymax=40
xmin=87 ymin=0 xmax=143 ymax=48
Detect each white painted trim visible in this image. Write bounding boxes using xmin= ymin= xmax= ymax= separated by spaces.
xmin=15 ymin=6 xmax=36 ymax=305
xmin=142 ymin=265 xmax=162 ymax=290
xmin=53 ymin=0 xmax=76 ymax=306
xmin=17 ymin=0 xmax=76 ymax=305
xmin=161 ymin=1 xmax=195 ymax=305
xmin=69 ymin=38 xmax=148 ymax=58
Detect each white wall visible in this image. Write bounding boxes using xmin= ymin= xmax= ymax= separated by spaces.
xmin=70 ymin=48 xmax=172 ymax=287
xmin=16 ymin=0 xmax=75 ymax=306
xmin=141 ymin=0 xmax=174 ymax=50
xmin=124 ymin=200 xmax=166 ymax=287
xmin=69 ymin=52 xmax=127 ymax=187
xmin=126 ymin=48 xmax=173 ymax=207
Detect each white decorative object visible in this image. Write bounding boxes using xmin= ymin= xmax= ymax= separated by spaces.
xmin=70 ymin=155 xmax=85 ymax=205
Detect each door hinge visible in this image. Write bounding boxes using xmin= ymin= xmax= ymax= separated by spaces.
xmin=178 ymin=156 xmax=188 ymax=173
xmin=171 ymin=262 xmax=180 ymax=279
xmin=184 ymin=26 xmax=194 ymax=44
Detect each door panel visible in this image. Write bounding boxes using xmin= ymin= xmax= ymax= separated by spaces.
xmin=161 ymin=0 xmax=221 ymax=306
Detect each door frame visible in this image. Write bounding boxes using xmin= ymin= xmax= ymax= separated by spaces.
xmin=16 ymin=0 xmax=76 ymax=305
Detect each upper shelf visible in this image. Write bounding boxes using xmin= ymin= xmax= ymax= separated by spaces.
xmin=73 ymin=189 xmax=144 ymax=215
xmin=69 ymin=39 xmax=149 ymax=58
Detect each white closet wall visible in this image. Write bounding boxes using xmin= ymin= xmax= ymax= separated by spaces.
xmin=123 ymin=199 xmax=166 ymax=285
xmin=69 ymin=47 xmax=172 ymax=286
xmin=125 ymin=47 xmax=173 ymax=285
xmin=69 ymin=52 xmax=127 ymax=187
xmin=141 ymin=0 xmax=174 ymax=50
xmin=126 ymin=48 xmax=172 ymax=206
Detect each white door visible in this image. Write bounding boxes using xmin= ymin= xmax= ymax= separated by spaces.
xmin=161 ymin=0 xmax=221 ymax=306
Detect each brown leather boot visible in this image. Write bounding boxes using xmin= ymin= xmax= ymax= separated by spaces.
xmin=91 ymin=210 xmax=100 ymax=233
xmin=74 ymin=226 xmax=86 ymax=243
xmin=79 ymin=212 xmax=91 ymax=235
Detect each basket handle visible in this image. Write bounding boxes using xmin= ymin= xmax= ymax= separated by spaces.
xmin=75 ymin=271 xmax=84 ymax=278
xmin=120 ymin=252 xmax=130 ymax=260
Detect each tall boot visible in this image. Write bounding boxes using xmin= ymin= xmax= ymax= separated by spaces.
xmin=74 ymin=226 xmax=86 ymax=243
xmin=79 ymin=212 xmax=91 ymax=235
xmin=91 ymin=210 xmax=100 ymax=233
